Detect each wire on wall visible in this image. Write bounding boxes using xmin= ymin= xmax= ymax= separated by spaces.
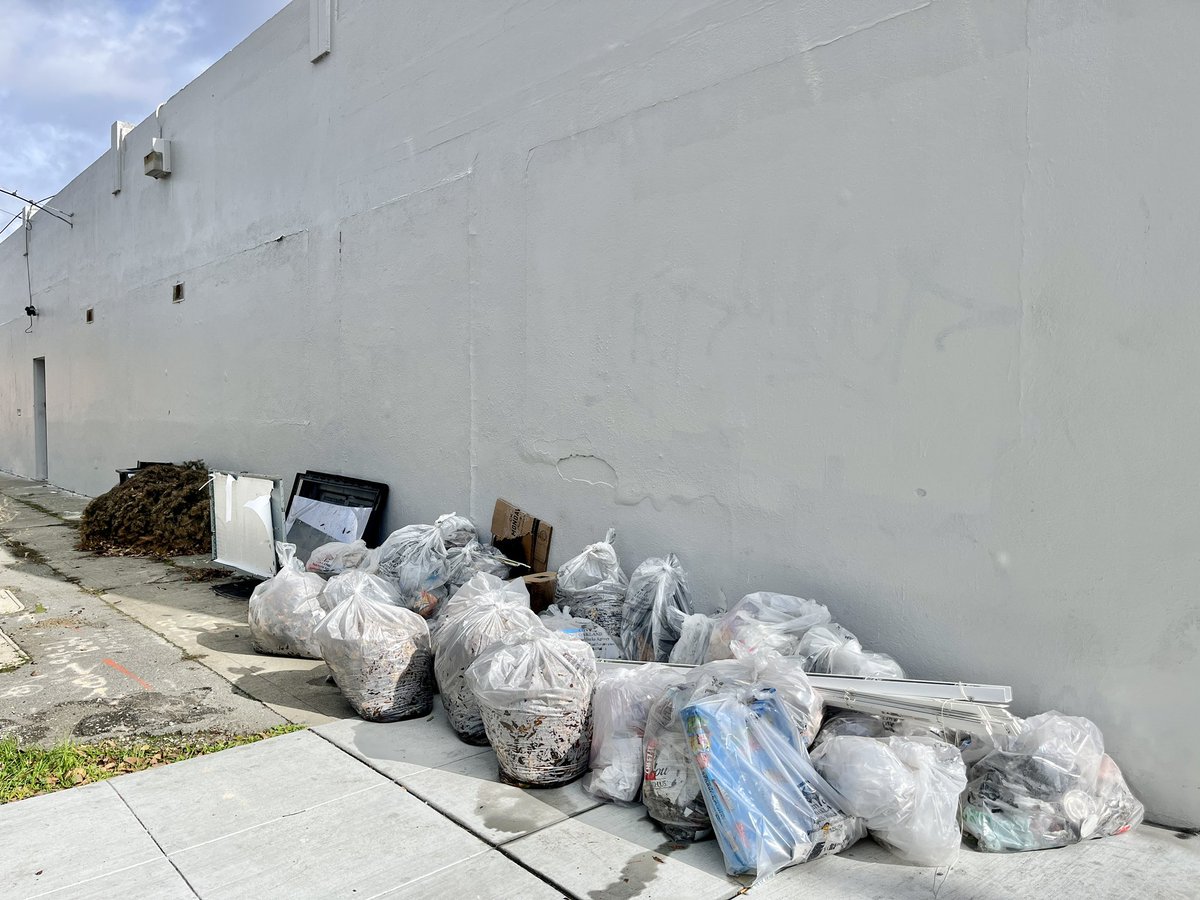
xmin=23 ymin=208 xmax=35 ymax=333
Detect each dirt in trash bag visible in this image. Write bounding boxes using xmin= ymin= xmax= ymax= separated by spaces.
xmin=478 ymin=699 xmax=593 ymax=788
xmin=78 ymin=462 xmax=212 ymax=557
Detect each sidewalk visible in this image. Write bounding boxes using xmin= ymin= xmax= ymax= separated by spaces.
xmin=0 ymin=474 xmax=1197 ymax=898
xmin=1 ymin=716 xmax=1196 ymax=900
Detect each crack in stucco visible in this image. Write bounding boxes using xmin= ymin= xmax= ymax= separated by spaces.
xmin=795 ymin=2 xmax=934 ymax=54
xmin=554 ymin=453 xmax=617 ymax=490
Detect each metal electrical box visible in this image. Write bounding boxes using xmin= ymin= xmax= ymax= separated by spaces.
xmin=144 ymin=138 xmax=172 ymax=178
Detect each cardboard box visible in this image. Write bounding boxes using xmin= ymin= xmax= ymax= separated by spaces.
xmin=491 ymin=498 xmax=553 ymax=574
xmin=522 ymin=571 xmax=557 ymax=614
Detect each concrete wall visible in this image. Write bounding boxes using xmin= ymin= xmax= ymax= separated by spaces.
xmin=1 ymin=1 xmax=1196 ymax=827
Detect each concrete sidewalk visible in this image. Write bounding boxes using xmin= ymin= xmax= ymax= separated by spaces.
xmin=1 ymin=473 xmax=1197 ymax=898
xmin=1 ymin=715 xmax=1196 ymax=900
xmin=0 ymin=473 xmax=351 ymax=733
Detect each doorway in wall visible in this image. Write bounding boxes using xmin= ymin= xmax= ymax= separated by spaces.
xmin=33 ymin=357 xmax=47 ymax=481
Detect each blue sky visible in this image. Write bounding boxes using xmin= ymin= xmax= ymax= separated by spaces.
xmin=0 ymin=0 xmax=289 ymax=236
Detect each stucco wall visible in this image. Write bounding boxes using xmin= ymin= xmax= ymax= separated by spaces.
xmin=1 ymin=1 xmax=1196 ymax=827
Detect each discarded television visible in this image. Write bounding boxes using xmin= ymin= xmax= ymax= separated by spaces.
xmin=209 ymin=471 xmax=285 ymax=580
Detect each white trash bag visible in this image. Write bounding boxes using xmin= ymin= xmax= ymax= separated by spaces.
xmin=322 ymin=569 xmax=401 ymax=609
xmin=305 ymin=539 xmax=378 ymax=577
xmin=812 ymin=735 xmax=967 ymax=866
xmin=375 ymin=524 xmax=450 ymax=618
xmin=466 ymin=628 xmax=597 ymax=786
xmin=796 ymin=623 xmax=905 ymax=679
xmin=621 ymin=554 xmax=692 ymax=661
xmin=435 ymin=512 xmax=478 ymax=549
xmin=961 ymin=712 xmax=1144 ymax=853
xmin=540 ymin=603 xmax=623 ymax=660
xmin=433 ymin=574 xmax=541 ymax=745
xmin=669 ymin=612 xmax=720 ymax=665
xmin=248 ymin=542 xmax=333 ymax=659
xmin=445 ymin=539 xmax=513 ymax=591
xmin=555 ymin=529 xmax=628 ymax=656
xmin=314 ymin=586 xmax=435 ymax=722
xmin=705 ymin=592 xmax=831 ymax=661
xmin=583 ymin=663 xmax=686 ymax=803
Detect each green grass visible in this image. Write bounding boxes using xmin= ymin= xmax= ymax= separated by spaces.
xmin=0 ymin=725 xmax=304 ymax=804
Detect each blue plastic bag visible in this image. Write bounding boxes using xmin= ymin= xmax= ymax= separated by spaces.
xmin=681 ymin=687 xmax=864 ymax=883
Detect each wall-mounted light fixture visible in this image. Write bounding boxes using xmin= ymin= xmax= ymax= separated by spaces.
xmin=144 ymin=137 xmax=173 ymax=178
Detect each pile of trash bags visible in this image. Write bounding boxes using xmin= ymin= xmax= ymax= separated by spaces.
xmin=238 ymin=521 xmax=1146 ymax=888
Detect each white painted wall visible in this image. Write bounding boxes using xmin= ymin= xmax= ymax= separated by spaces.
xmin=1 ymin=1 xmax=1196 ymax=827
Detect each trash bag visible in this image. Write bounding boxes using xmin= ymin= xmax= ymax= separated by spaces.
xmin=643 ymin=679 xmax=713 ymax=842
xmin=435 ymin=512 xmax=478 ymax=549
xmin=705 ymin=592 xmax=831 ymax=661
xmin=642 ymin=656 xmax=825 ymax=841
xmin=375 ymin=524 xmax=450 ymax=618
xmin=540 ymin=603 xmax=623 ymax=660
xmin=621 ymin=554 xmax=692 ymax=662
xmin=322 ymin=569 xmax=401 ymax=609
xmin=555 ymin=529 xmax=628 ymax=657
xmin=813 ymin=712 xmax=889 ymax=747
xmin=306 ymin=539 xmax=378 ymax=577
xmin=314 ymin=587 xmax=435 ymax=722
xmin=433 ymin=574 xmax=542 ymax=745
xmin=248 ymin=542 xmax=334 ymax=659
xmin=583 ymin=664 xmax=687 ymax=803
xmin=445 ymin=539 xmax=513 ymax=591
xmin=682 ymin=687 xmax=865 ymax=883
xmin=961 ymin=712 xmax=1143 ymax=853
xmin=668 ymin=612 xmax=720 ymax=665
xmin=466 ymin=627 xmax=597 ymax=786
xmin=812 ymin=735 xmax=967 ymax=866
xmin=796 ymin=623 xmax=905 ymax=679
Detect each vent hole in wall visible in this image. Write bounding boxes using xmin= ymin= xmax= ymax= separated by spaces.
xmin=85 ymin=307 xmax=94 ymax=324
xmin=172 ymin=282 xmax=185 ymax=303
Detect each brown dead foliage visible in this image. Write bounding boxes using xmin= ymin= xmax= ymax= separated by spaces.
xmin=78 ymin=461 xmax=211 ymax=557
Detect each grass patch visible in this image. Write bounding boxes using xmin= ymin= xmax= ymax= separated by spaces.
xmin=32 ymin=602 xmax=46 ymax=614
xmin=0 ymin=725 xmax=304 ymax=804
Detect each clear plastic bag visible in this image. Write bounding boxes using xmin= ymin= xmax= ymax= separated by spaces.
xmin=643 ymin=679 xmax=713 ymax=841
xmin=375 ymin=524 xmax=450 ymax=618
xmin=642 ymin=655 xmax=824 ymax=841
xmin=540 ymin=603 xmax=623 ymax=660
xmin=682 ymin=688 xmax=865 ymax=883
xmin=668 ymin=612 xmax=720 ymax=665
xmin=555 ymin=529 xmax=628 ymax=656
xmin=313 ymin=586 xmax=434 ymax=722
xmin=466 ymin=627 xmax=597 ymax=786
xmin=796 ymin=623 xmax=905 ymax=679
xmin=445 ymin=539 xmax=513 ymax=591
xmin=583 ymin=664 xmax=687 ymax=803
xmin=305 ymin=539 xmax=377 ymax=577
xmin=247 ymin=542 xmax=333 ymax=659
xmin=322 ymin=569 xmax=401 ymax=609
xmin=433 ymin=575 xmax=541 ymax=745
xmin=962 ymin=712 xmax=1143 ymax=853
xmin=813 ymin=711 xmax=889 ymax=747
xmin=620 ymin=554 xmax=692 ymax=661
xmin=812 ymin=735 xmax=967 ymax=866
xmin=435 ymin=512 xmax=478 ymax=549
xmin=705 ymin=592 xmax=831 ymax=661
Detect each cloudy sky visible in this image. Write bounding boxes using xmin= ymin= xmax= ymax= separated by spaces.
xmin=0 ymin=0 xmax=288 ymax=236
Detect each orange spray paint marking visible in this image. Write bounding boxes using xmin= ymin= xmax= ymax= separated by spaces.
xmin=102 ymin=658 xmax=153 ymax=691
